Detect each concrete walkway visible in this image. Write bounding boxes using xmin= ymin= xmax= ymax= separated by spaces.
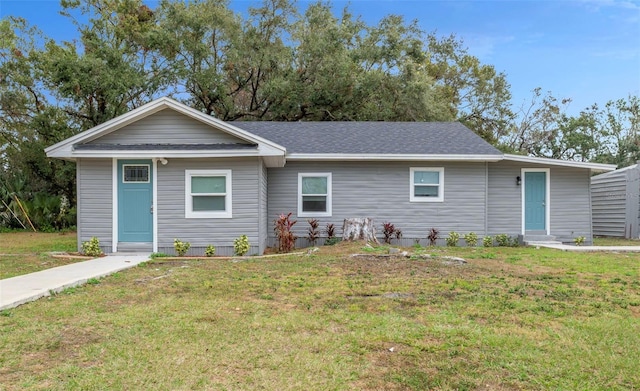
xmin=532 ymin=243 xmax=640 ymax=252
xmin=0 ymin=254 xmax=150 ymax=310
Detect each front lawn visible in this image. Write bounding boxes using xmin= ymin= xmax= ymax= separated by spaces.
xmin=0 ymin=231 xmax=79 ymax=279
xmin=0 ymin=242 xmax=638 ymax=390
xmin=593 ymin=236 xmax=640 ymax=246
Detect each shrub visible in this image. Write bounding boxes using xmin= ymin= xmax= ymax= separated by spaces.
xmin=495 ymin=234 xmax=511 ymax=247
xmin=274 ymin=212 xmax=297 ymax=253
xmin=325 ymin=223 xmax=336 ymax=239
xmin=234 ymin=234 xmax=250 ymax=256
xmin=464 ymin=232 xmax=478 ymax=247
xmin=81 ymin=237 xmax=103 ymax=257
xmin=150 ymin=252 xmax=169 ymax=259
xmin=483 ymin=235 xmax=493 ymax=247
xmin=307 ymin=219 xmax=320 ymax=246
xmin=382 ymin=222 xmax=396 ymax=244
xmin=574 ymin=236 xmax=586 ymax=246
xmin=205 ymin=245 xmax=216 ymax=257
xmin=446 ymin=231 xmax=460 ymax=247
xmin=427 ymin=228 xmax=439 ymax=246
xmin=174 ymin=238 xmax=191 ymax=256
xmin=324 ymin=237 xmax=340 ymax=246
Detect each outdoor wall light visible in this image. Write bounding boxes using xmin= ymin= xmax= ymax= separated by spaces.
xmin=516 ymin=176 xmax=521 ymax=186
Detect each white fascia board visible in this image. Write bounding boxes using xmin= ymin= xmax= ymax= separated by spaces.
xmin=45 ymin=96 xmax=287 ymax=157
xmin=503 ymin=154 xmax=616 ymax=172
xmin=67 ymin=150 xmax=262 ymax=159
xmin=286 ymin=153 xmax=504 ymax=162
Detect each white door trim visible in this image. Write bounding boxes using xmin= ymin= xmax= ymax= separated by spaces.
xmin=112 ymin=158 xmax=118 ymax=253
xmin=521 ymin=168 xmax=550 ymax=235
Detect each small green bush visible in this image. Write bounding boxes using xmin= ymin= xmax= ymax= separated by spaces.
xmin=574 ymin=236 xmax=586 ymax=246
xmin=324 ymin=237 xmax=340 ymax=246
xmin=234 ymin=235 xmax=250 ymax=256
xmin=495 ymin=234 xmax=510 ymax=247
xmin=174 ymin=238 xmax=191 ymax=256
xmin=446 ymin=231 xmax=460 ymax=247
xmin=82 ymin=237 xmax=103 ymax=257
xmin=205 ymin=245 xmax=216 ymax=257
xmin=464 ymin=232 xmax=478 ymax=247
xmin=150 ymin=252 xmax=169 ymax=259
xmin=483 ymin=235 xmax=493 ymax=247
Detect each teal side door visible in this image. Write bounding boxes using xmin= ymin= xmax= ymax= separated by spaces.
xmin=524 ymin=171 xmax=546 ymax=231
xmin=118 ymin=160 xmax=153 ymax=242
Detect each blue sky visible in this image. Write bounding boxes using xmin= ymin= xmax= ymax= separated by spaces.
xmin=1 ymin=0 xmax=639 ymax=116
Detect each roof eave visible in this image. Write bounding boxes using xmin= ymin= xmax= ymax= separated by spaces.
xmin=286 ymin=153 xmax=504 ymax=161
xmin=502 ymin=154 xmax=616 ymax=172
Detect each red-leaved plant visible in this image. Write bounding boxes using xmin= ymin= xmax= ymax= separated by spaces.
xmin=382 ymin=222 xmax=396 ymax=244
xmin=428 ymin=228 xmax=439 ymax=246
xmin=274 ymin=213 xmax=297 ymax=253
xmin=325 ymin=223 xmax=336 ymax=239
xmin=307 ymin=219 xmax=320 ymax=246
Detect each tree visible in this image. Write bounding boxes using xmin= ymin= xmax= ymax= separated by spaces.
xmin=424 ymin=34 xmax=513 ymax=144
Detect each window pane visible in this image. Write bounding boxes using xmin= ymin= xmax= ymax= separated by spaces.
xmin=193 ymin=195 xmax=225 ymax=211
xmin=192 ymin=176 xmax=226 ymax=194
xmin=302 ymin=177 xmax=327 ymax=195
xmin=414 ymin=171 xmax=439 ymax=185
xmin=124 ymin=165 xmax=149 ymax=182
xmin=302 ymin=196 xmax=327 ymax=212
xmin=414 ymin=185 xmax=439 ymax=197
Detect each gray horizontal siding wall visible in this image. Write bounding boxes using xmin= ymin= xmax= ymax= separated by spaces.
xmin=549 ymin=166 xmax=593 ymax=243
xmin=267 ymin=161 xmax=488 ymax=245
xmin=157 ymin=157 xmax=261 ymax=256
xmin=591 ymin=165 xmax=640 ymax=238
xmin=88 ymin=109 xmax=248 ymax=145
xmin=259 ymin=159 xmax=268 ymax=253
xmin=488 ymin=161 xmax=593 ymax=243
xmin=77 ymin=158 xmax=113 ymax=253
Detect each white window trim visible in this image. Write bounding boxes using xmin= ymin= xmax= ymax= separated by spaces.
xmin=185 ymin=169 xmax=232 ymax=219
xmin=409 ymin=167 xmax=444 ymax=203
xmin=298 ymin=172 xmax=332 ymax=217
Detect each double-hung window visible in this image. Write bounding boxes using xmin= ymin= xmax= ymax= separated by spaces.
xmin=298 ymin=173 xmax=332 ymax=217
xmin=410 ymin=167 xmax=444 ymax=202
xmin=185 ymin=169 xmax=232 ymax=218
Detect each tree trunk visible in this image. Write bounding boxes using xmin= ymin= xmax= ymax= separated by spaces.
xmin=342 ymin=218 xmax=379 ymax=244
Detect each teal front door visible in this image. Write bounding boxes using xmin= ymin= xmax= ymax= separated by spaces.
xmin=524 ymin=171 xmax=546 ymax=232
xmin=118 ymin=160 xmax=153 ymax=242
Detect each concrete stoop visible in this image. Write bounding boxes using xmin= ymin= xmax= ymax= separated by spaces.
xmin=520 ymin=234 xmax=563 ymax=246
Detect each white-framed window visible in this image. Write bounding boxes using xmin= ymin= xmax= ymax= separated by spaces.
xmin=410 ymin=167 xmax=444 ymax=202
xmin=123 ymin=164 xmax=150 ymax=183
xmin=185 ymin=169 xmax=232 ymax=218
xmin=298 ymin=173 xmax=332 ymax=217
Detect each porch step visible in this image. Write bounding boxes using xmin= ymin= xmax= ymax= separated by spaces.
xmin=117 ymin=242 xmax=153 ymax=252
xmin=521 ymin=234 xmax=562 ymax=246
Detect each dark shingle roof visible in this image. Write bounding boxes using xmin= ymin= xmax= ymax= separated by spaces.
xmin=75 ymin=143 xmax=257 ymax=151
xmin=233 ymin=122 xmax=501 ymax=155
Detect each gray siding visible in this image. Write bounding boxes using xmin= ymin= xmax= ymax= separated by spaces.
xmin=488 ymin=161 xmax=593 ymax=243
xmin=591 ymin=165 xmax=640 ymax=238
xmin=259 ymin=159 xmax=268 ymax=253
xmin=266 ymin=161 xmax=488 ymax=244
xmin=77 ymin=158 xmax=113 ymax=253
xmin=156 ymin=157 xmax=261 ymax=256
xmin=487 ymin=163 xmax=521 ymax=235
xmin=549 ymin=167 xmax=592 ymax=243
xmin=89 ymin=109 xmax=248 ymax=145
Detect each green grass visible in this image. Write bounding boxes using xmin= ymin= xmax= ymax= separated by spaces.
xmin=593 ymin=237 xmax=640 ymax=246
xmin=0 ymin=231 xmax=79 ymax=279
xmin=0 ymin=241 xmax=639 ymax=390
